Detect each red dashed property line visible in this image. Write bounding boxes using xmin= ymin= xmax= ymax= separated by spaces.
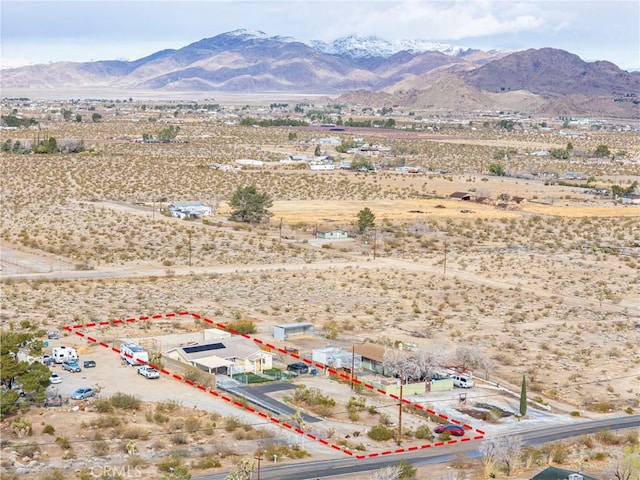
xmin=65 ymin=311 xmax=485 ymax=457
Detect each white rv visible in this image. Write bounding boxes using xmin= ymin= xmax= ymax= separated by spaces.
xmin=451 ymin=374 xmax=474 ymax=388
xmin=52 ymin=346 xmax=78 ymax=364
xmin=120 ymin=343 xmax=149 ymax=366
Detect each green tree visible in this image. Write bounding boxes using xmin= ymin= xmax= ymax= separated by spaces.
xmin=62 ymin=109 xmax=72 ymax=121
xmin=228 ymin=186 xmax=273 ymax=224
xmin=551 ymin=148 xmax=570 ymax=159
xmin=75 ymin=114 xmax=82 ymax=123
xmin=356 ymin=207 xmax=376 ymax=234
xmin=158 ymin=125 xmax=180 ymax=141
xmin=488 ymin=163 xmax=505 ymax=176
xmin=519 ymin=375 xmax=527 ymax=417
xmin=91 ymin=113 xmax=102 ymax=123
xmin=1 ymin=331 xmax=49 ymax=417
xmin=595 ymin=144 xmax=611 ymax=158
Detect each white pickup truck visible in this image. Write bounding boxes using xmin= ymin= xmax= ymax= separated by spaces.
xmin=137 ymin=365 xmax=160 ymax=379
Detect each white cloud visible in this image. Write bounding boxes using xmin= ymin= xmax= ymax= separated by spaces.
xmin=0 ymin=0 xmax=637 ymax=70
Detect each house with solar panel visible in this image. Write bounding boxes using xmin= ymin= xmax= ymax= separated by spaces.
xmin=165 ymin=336 xmax=273 ymax=375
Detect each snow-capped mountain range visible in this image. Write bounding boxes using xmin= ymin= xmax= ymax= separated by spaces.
xmin=2 ymin=28 xmax=639 ymax=117
xmin=226 ymin=29 xmax=479 ymax=58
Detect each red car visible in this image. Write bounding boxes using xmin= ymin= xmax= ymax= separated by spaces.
xmin=434 ymin=424 xmax=465 ymax=436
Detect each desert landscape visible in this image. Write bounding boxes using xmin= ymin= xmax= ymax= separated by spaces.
xmin=1 ymin=97 xmax=639 ymax=480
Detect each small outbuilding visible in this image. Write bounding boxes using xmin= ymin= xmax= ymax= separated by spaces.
xmin=273 ymin=322 xmax=315 ymax=341
xmin=312 ymin=347 xmax=362 ymax=371
xmin=316 ymin=228 xmax=349 ymax=240
xmin=168 ymin=202 xmax=213 ymax=219
xmin=530 ymin=467 xmax=597 ymax=480
xmin=449 ymin=191 xmax=473 ymax=201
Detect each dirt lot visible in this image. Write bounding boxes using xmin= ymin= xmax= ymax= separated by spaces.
xmin=1 ymin=102 xmax=639 ymax=480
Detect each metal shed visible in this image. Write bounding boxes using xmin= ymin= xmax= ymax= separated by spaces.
xmin=273 ymin=322 xmax=315 ymax=341
xmin=312 ymin=347 xmax=362 ymax=371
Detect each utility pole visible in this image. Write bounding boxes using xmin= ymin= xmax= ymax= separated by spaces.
xmin=350 ymin=345 xmax=355 ymax=390
xmin=255 ymin=450 xmax=263 ymax=480
xmin=397 ymin=373 xmax=404 ymax=446
xmin=443 ymin=240 xmax=448 ymax=276
xmin=373 ymin=229 xmax=377 ymax=260
xmin=188 ymin=230 xmax=192 ymax=267
xmin=279 ymin=217 xmax=283 ymax=243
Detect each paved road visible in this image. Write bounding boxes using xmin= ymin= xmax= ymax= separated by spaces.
xmin=216 ymin=376 xmax=321 ymax=424
xmin=197 ymin=415 xmax=640 ymax=480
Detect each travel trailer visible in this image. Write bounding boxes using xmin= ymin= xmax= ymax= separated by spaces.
xmin=120 ymin=343 xmax=149 ymax=366
xmin=52 ymin=346 xmax=78 ymax=364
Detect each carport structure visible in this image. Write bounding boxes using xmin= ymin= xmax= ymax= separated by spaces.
xmin=273 ymin=321 xmax=315 ymax=341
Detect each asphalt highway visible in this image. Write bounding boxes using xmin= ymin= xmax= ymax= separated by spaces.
xmin=198 ymin=415 xmax=640 ymax=480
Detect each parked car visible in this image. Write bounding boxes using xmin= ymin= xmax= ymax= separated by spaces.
xmin=62 ymin=361 xmax=81 ymax=373
xmin=286 ymin=362 xmax=309 ymax=374
xmin=71 ymin=387 xmax=94 ymax=400
xmin=434 ymin=424 xmax=466 ymax=437
xmin=44 ymin=394 xmax=63 ymax=407
xmin=83 ymin=360 xmax=96 ymax=368
xmin=49 ymin=373 xmax=62 ymax=384
xmin=41 ymin=354 xmax=53 ymax=366
xmin=137 ymin=365 xmax=160 ymax=379
xmin=47 ymin=331 xmax=60 ymax=339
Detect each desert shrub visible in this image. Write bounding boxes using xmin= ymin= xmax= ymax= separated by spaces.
xmin=92 ymin=440 xmax=109 ymax=456
xmin=42 ymin=424 xmax=55 ymax=435
xmin=292 ymin=386 xmax=336 ymax=415
xmin=191 ymin=456 xmax=222 ymax=469
xmin=171 ymin=433 xmax=188 ymax=444
xmin=595 ymin=429 xmax=621 ymax=445
xmin=438 ymin=431 xmax=452 ymax=441
xmin=41 ymin=469 xmax=65 ymax=480
xmin=367 ymin=424 xmax=395 ymax=441
xmin=90 ymin=415 xmax=121 ymax=428
xmin=109 ymin=392 xmax=141 ymax=410
xmin=183 ymin=366 xmax=213 ymax=387
xmin=55 ymin=436 xmax=72 ymax=450
xmin=157 ymin=455 xmax=183 ymax=472
xmin=156 ymin=399 xmax=181 ymax=412
xmin=591 ymin=401 xmax=614 ymax=413
xmin=592 ymin=451 xmax=609 ymax=461
xmin=123 ymin=427 xmax=147 ymax=440
xmin=414 ymin=424 xmax=432 ymax=439
xmin=570 ymin=410 xmax=581 ymax=417
xmin=184 ymin=415 xmax=202 ymax=433
xmin=226 ymin=318 xmax=257 ymax=334
xmin=550 ymin=443 xmax=569 ymax=463
xmin=15 ymin=443 xmax=40 ymax=458
xmin=153 ymin=412 xmax=170 ymax=423
xmin=224 ymin=416 xmax=244 ymax=432
xmin=261 ymin=443 xmax=309 ymax=460
xmin=94 ymin=398 xmax=114 ymax=413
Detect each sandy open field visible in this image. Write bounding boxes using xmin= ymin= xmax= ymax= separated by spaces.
xmin=1 ymin=100 xmax=639 ymax=479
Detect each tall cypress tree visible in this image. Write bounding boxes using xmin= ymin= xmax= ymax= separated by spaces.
xmin=520 ymin=374 xmax=527 ymax=417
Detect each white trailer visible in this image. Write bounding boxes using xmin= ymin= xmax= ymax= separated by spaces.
xmin=120 ymin=343 xmax=149 ymax=366
xmin=52 ymin=346 xmax=78 ymax=364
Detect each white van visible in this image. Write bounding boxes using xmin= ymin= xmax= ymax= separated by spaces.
xmin=451 ymin=374 xmax=474 ymax=388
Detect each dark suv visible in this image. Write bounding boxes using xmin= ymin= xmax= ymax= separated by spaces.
xmin=286 ymin=362 xmax=309 ymax=374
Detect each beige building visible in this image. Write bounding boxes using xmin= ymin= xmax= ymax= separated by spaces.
xmin=165 ymin=336 xmax=273 ymax=375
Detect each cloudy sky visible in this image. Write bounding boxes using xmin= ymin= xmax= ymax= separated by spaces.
xmin=1 ymin=0 xmax=638 ymax=70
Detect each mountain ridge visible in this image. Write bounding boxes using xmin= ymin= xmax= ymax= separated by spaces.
xmin=2 ymin=29 xmax=638 ymax=117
